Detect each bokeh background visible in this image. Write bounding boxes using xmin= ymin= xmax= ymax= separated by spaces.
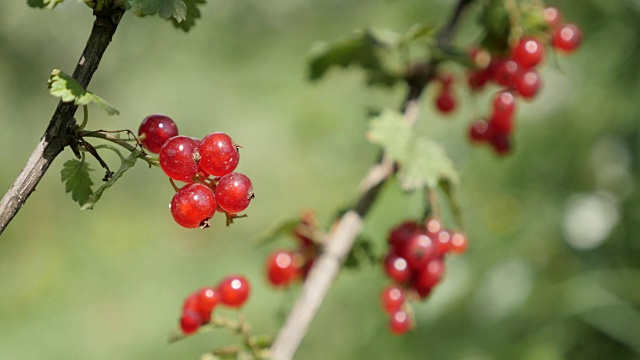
xmin=1 ymin=0 xmax=639 ymax=359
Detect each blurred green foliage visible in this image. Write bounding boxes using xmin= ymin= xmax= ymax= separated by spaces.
xmin=1 ymin=0 xmax=639 ymax=359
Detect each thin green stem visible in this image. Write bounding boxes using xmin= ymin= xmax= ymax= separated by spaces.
xmin=79 ymin=130 xmax=159 ymax=166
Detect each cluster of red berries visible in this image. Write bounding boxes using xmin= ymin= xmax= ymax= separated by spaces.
xmin=380 ymin=217 xmax=468 ymax=335
xmin=465 ymin=6 xmax=582 ymax=154
xmin=138 ymin=114 xmax=254 ymax=228
xmin=265 ymin=213 xmax=319 ymax=287
xmin=179 ymin=275 xmax=251 ymax=335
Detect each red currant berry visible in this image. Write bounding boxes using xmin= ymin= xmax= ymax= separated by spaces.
xmin=388 ymin=221 xmax=421 ymax=256
xmin=450 ymin=231 xmax=469 ymax=254
xmin=490 ymin=131 xmax=512 ymax=155
xmin=412 ymin=258 xmax=445 ymax=298
xmin=170 ymin=183 xmax=217 ymax=228
xmin=435 ymin=89 xmax=456 ymax=114
xmin=552 ymin=23 xmax=583 ymax=53
xmin=215 ymin=172 xmax=254 ymax=214
xmin=266 ymin=250 xmax=301 ymax=287
xmin=434 ymin=230 xmax=452 ymax=255
xmin=383 ymin=252 xmax=411 ymax=283
xmin=199 ymin=132 xmax=240 ymax=177
xmin=469 ymin=118 xmax=493 ymax=143
xmin=180 ymin=310 xmax=203 ymax=335
xmin=424 ymin=217 xmax=442 ymax=237
xmin=159 ymin=136 xmax=199 ymax=182
xmin=197 ymin=287 xmax=220 ymax=313
xmin=404 ymin=233 xmax=437 ymax=270
xmin=490 ymin=91 xmax=516 ymax=135
xmin=543 ymin=6 xmax=563 ymax=29
xmin=493 ymin=59 xmax=520 ymax=88
xmin=380 ymin=285 xmax=406 ymax=314
xmin=515 ymin=69 xmax=541 ymax=99
xmin=512 ymin=37 xmax=544 ymax=68
xmin=389 ymin=310 xmax=411 ymax=335
xmin=217 ymin=275 xmax=251 ymax=308
xmin=138 ymin=114 xmax=178 ymax=154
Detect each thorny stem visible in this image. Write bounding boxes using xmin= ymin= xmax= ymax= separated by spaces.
xmin=269 ymin=1 xmax=477 ymax=359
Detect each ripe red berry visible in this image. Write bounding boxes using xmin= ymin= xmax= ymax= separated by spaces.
xmin=215 ymin=172 xmax=254 ymax=214
xmin=180 ymin=310 xmax=204 ymax=335
xmin=389 ymin=310 xmax=411 ymax=335
xmin=404 ymin=233 xmax=437 ymax=270
xmin=199 ymin=132 xmax=240 ymax=177
xmin=383 ymin=252 xmax=411 ymax=283
xmin=380 ymin=285 xmax=406 ymax=314
xmin=217 ymin=275 xmax=251 ymax=308
xmin=435 ymin=89 xmax=456 ymax=114
xmin=543 ymin=6 xmax=562 ymax=28
xmin=159 ymin=136 xmax=199 ymax=182
xmin=388 ymin=221 xmax=421 ymax=256
xmin=493 ymin=59 xmax=520 ymax=88
xmin=412 ymin=258 xmax=445 ymax=298
xmin=490 ymin=91 xmax=516 ymax=135
xmin=490 ymin=131 xmax=512 ymax=155
xmin=433 ymin=230 xmax=452 ymax=255
xmin=469 ymin=118 xmax=493 ymax=143
xmin=515 ymin=69 xmax=542 ymax=99
xmin=138 ymin=114 xmax=179 ymax=154
xmin=197 ymin=287 xmax=220 ymax=313
xmin=512 ymin=37 xmax=544 ymax=68
xmin=266 ymin=250 xmax=301 ymax=287
xmin=170 ymin=183 xmax=217 ymax=228
xmin=552 ymin=24 xmax=583 ymax=53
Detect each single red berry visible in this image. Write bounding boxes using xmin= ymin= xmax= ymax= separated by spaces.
xmin=490 ymin=131 xmax=512 ymax=155
xmin=412 ymin=258 xmax=445 ymax=298
xmin=543 ymin=6 xmax=563 ymax=29
xmin=138 ymin=114 xmax=178 ymax=154
xmin=383 ymin=252 xmax=411 ymax=283
xmin=512 ymin=37 xmax=544 ymax=69
xmin=199 ymin=132 xmax=240 ymax=177
xmin=215 ymin=172 xmax=254 ymax=214
xmin=197 ymin=287 xmax=220 ymax=313
xmin=469 ymin=118 xmax=493 ymax=143
xmin=389 ymin=310 xmax=412 ymax=335
xmin=217 ymin=275 xmax=251 ymax=308
xmin=170 ymin=183 xmax=217 ymax=228
xmin=159 ymin=136 xmax=199 ymax=182
xmin=424 ymin=218 xmax=442 ymax=237
xmin=433 ymin=230 xmax=452 ymax=255
xmin=493 ymin=59 xmax=520 ymax=88
xmin=490 ymin=91 xmax=516 ymax=135
xmin=552 ymin=23 xmax=583 ymax=53
xmin=182 ymin=293 xmax=200 ymax=313
xmin=388 ymin=221 xmax=421 ymax=256
xmin=450 ymin=231 xmax=469 ymax=254
xmin=435 ymin=89 xmax=456 ymax=114
xmin=266 ymin=250 xmax=301 ymax=287
xmin=515 ymin=69 xmax=542 ymax=99
xmin=404 ymin=232 xmax=437 ymax=270
xmin=180 ymin=310 xmax=203 ymax=335
xmin=380 ymin=285 xmax=406 ymax=314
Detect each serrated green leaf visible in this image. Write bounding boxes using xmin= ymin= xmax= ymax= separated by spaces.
xmin=256 ymin=219 xmax=299 ymax=246
xmin=171 ymin=0 xmax=205 ymax=31
xmin=61 ymin=159 xmax=94 ymax=206
xmin=81 ymin=148 xmax=141 ymax=210
xmin=399 ymin=139 xmax=459 ymax=190
xmin=307 ymin=29 xmax=401 ymax=87
xmin=48 ymin=69 xmax=120 ymax=115
xmin=366 ymin=109 xmax=411 ymax=160
xmin=128 ymin=0 xmax=187 ymax=21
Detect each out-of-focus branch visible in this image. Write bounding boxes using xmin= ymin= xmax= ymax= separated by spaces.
xmin=269 ymin=1 xmax=476 ymax=359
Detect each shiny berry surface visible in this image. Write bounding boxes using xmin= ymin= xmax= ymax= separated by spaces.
xmin=180 ymin=310 xmax=203 ymax=335
xmin=380 ymin=285 xmax=405 ymax=314
xmin=469 ymin=119 xmax=493 ymax=143
xmin=515 ymin=69 xmax=541 ymax=99
xmin=543 ymin=6 xmax=562 ymax=28
xmin=217 ymin=275 xmax=250 ymax=308
xmin=389 ymin=310 xmax=411 ymax=335
xmin=266 ymin=250 xmax=301 ymax=287
xmin=215 ymin=172 xmax=254 ymax=214
xmin=383 ymin=253 xmax=411 ymax=283
xmin=512 ymin=37 xmax=544 ymax=68
xmin=450 ymin=232 xmax=469 ymax=254
xmin=138 ymin=114 xmax=178 ymax=154
xmin=388 ymin=221 xmax=421 ymax=255
xmin=199 ymin=132 xmax=240 ymax=177
xmin=493 ymin=59 xmax=520 ymax=88
xmin=404 ymin=233 xmax=436 ymax=270
xmin=197 ymin=287 xmax=220 ymax=313
xmin=435 ymin=90 xmax=456 ymax=113
xmin=159 ymin=136 xmax=199 ymax=182
xmin=170 ymin=183 xmax=217 ymax=228
xmin=552 ymin=23 xmax=583 ymax=53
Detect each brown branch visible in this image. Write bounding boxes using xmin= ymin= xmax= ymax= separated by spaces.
xmin=269 ymin=1 xmax=476 ymax=358
xmin=0 ymin=7 xmax=124 ymax=236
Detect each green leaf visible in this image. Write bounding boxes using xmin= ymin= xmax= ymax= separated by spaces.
xmin=48 ymin=69 xmax=120 ymax=115
xmin=171 ymin=0 xmax=205 ymax=31
xmin=366 ymin=109 xmax=411 ymax=160
xmin=256 ymin=219 xmax=299 ymax=246
xmin=307 ymin=29 xmax=401 ymax=87
xmin=81 ymin=148 xmax=140 ymax=210
xmin=61 ymin=159 xmax=94 ymax=206
xmin=127 ymin=0 xmax=187 ymax=21
xmin=27 ymin=0 xmax=65 ymax=9
xmin=367 ymin=109 xmax=459 ymax=191
xmin=399 ymin=139 xmax=459 ymax=190
xmin=478 ymin=0 xmax=511 ymax=54
xmin=399 ymin=23 xmax=436 ymax=44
